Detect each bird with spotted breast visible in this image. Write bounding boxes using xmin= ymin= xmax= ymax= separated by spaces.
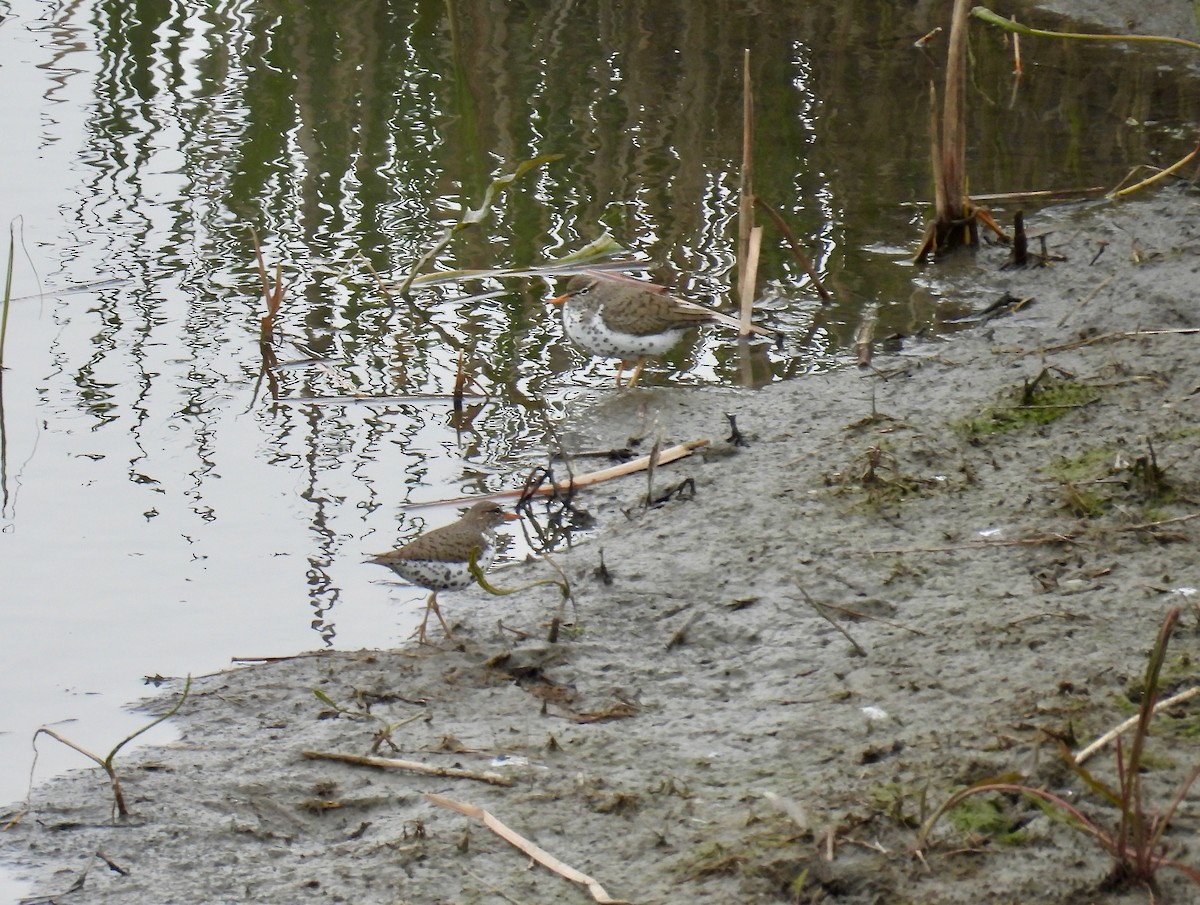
xmin=549 ymin=271 xmax=772 ymax=387
xmin=367 ymin=501 xmax=519 ymax=643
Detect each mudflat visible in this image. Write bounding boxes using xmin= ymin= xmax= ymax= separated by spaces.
xmin=3 ymin=4 xmax=1200 ymax=903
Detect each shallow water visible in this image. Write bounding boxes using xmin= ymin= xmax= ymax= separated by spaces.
xmin=0 ymin=0 xmax=1196 ymax=864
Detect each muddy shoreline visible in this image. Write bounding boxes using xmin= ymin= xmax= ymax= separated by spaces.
xmin=4 ymin=4 xmax=1200 ymax=904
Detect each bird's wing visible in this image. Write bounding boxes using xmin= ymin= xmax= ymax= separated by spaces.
xmin=688 ymin=303 xmax=777 ymax=337
xmin=598 ymin=292 xmax=712 ymax=336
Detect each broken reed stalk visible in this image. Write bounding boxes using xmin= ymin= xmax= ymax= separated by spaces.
xmin=941 ymin=0 xmax=970 ymax=232
xmin=854 ymin=307 xmax=876 ymax=368
xmin=415 ymin=438 xmax=710 ymax=509
xmin=427 ymin=793 xmax=631 ymax=905
xmin=736 ymin=47 xmax=758 ymax=324
xmin=1031 ymin=326 xmax=1200 ymax=355
xmin=916 ymin=0 xmax=996 ymax=261
xmin=1011 ymin=16 xmax=1022 ymax=75
xmin=453 ymin=350 xmax=467 ymax=415
xmin=643 ymin=433 xmax=663 ymax=508
xmin=249 ymin=227 xmax=285 ymax=403
xmin=303 ymin=750 xmax=514 ymax=786
xmin=928 ymin=81 xmax=946 ymax=226
xmin=739 ymin=227 xmax=763 ymax=336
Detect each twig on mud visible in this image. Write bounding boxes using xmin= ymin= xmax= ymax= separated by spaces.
xmin=1007 ymin=610 xmax=1086 ymax=626
xmin=1074 ymin=686 xmax=1200 ymax=766
xmin=1116 ymin=511 xmax=1200 ymax=533
xmin=303 ymin=750 xmax=514 ymax=787
xmin=818 ymin=601 xmax=928 ymax=637
xmin=666 ymin=610 xmax=701 ymax=651
xmin=1056 ymin=274 xmax=1113 ymax=328
xmin=231 ymin=651 xmax=337 ymax=665
xmin=800 ymin=587 xmax=866 ymax=656
xmin=426 ymin=793 xmax=631 ymax=905
xmin=862 ymin=533 xmax=1077 ymax=555
xmin=1027 ymin=327 xmax=1200 ymax=356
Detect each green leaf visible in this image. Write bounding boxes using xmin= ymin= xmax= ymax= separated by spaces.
xmin=312 ymin=688 xmax=341 ymax=709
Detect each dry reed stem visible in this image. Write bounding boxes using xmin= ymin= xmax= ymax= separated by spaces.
xmin=1110 ymin=139 xmax=1200 ymax=198
xmin=929 ymin=82 xmax=946 ymax=223
xmin=644 ymin=433 xmax=663 ymax=507
xmin=303 ymin=750 xmax=514 ymax=787
xmin=972 ymin=187 xmax=1106 ymax=203
xmin=427 ymin=793 xmax=631 ymax=904
xmin=416 ymin=439 xmax=710 ymax=509
xmin=739 ymin=226 xmax=763 ymax=336
xmin=855 ymin=310 xmax=876 ymax=368
xmin=1056 ymin=274 xmax=1114 ymax=328
xmin=941 ymin=0 xmax=971 ymax=225
xmin=1074 ymin=686 xmax=1200 ymax=765
xmin=817 ymin=601 xmax=928 ymax=637
xmin=276 ymin=393 xmax=486 ymax=405
xmin=1029 ymin=327 xmax=1200 ymax=355
xmin=1115 ymin=511 xmax=1200 ymax=533
xmin=737 ymin=48 xmax=756 ymax=307
xmin=800 ymin=588 xmax=866 ymax=656
xmin=1012 ymin=18 xmax=1022 ymax=75
xmin=862 ymin=533 xmax=1078 ymax=555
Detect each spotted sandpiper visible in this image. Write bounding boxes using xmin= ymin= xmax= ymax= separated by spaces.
xmin=550 ymin=272 xmax=769 ymax=387
xmin=367 ymin=501 xmax=519 ymax=642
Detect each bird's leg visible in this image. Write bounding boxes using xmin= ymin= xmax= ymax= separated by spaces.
xmin=412 ymin=594 xmax=433 ymax=644
xmin=625 ymin=356 xmax=647 ymax=388
xmin=428 ymin=592 xmax=455 ymax=639
xmin=614 ymin=360 xmax=629 ymax=388
xmin=412 ymin=591 xmax=453 ymax=644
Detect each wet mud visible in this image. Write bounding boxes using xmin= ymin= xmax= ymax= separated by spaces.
xmin=4 ymin=3 xmax=1200 ymax=903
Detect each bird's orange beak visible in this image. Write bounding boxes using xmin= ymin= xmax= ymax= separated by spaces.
xmin=501 ymin=511 xmax=521 ymax=521
xmin=549 ymin=292 xmax=569 ymax=306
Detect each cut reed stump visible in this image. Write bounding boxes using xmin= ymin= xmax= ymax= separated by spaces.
xmin=915 ymin=0 xmax=1009 ymax=262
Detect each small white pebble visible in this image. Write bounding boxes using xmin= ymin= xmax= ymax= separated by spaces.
xmin=491 ymin=755 xmax=530 ymax=768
